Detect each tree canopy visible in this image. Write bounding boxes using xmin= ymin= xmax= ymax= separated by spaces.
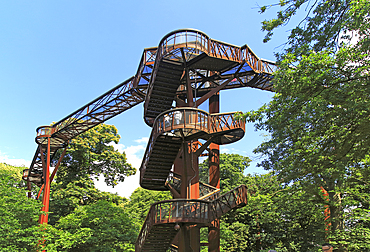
xmin=237 ymin=0 xmax=370 ymax=250
xmin=55 ymin=123 xmax=135 ymax=187
xmin=0 ymin=164 xmax=44 ymax=251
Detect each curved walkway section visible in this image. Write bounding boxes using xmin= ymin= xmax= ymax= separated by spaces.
xmin=139 ymin=107 xmax=245 ymax=190
xmin=135 ymin=185 xmax=248 ymax=252
xmin=27 ymin=29 xmax=274 ymax=185
xmin=144 ymin=29 xmax=276 ymax=126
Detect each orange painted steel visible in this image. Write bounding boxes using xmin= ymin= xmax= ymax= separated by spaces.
xmin=25 ymin=29 xmax=275 ymax=251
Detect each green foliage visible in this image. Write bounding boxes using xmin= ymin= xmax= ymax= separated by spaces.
xmin=49 ymin=176 xmax=126 ymax=224
xmin=125 ymin=187 xmax=172 ymax=225
xmin=49 ymin=200 xmax=138 ymax=252
xmin=222 ymin=173 xmax=326 ymax=252
xmin=259 ymin=0 xmax=370 ymax=55
xmin=248 ymin=1 xmax=370 ymax=250
xmin=199 ymin=153 xmax=251 ymax=191
xmin=0 ymin=123 xmax=139 ymax=251
xmin=55 ymin=123 xmax=135 ymax=187
xmin=0 ymin=164 xmax=44 ymax=251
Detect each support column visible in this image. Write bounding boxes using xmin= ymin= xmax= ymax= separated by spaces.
xmin=208 ymin=93 xmax=220 ymax=252
xmin=189 ymin=141 xmax=200 ymax=252
xmin=190 ymin=141 xmax=200 ymax=199
xmin=178 ymin=225 xmax=192 ymax=252
xmin=39 ymin=138 xmax=51 ymax=225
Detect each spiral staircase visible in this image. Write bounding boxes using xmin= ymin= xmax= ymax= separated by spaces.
xmin=24 ymin=29 xmax=275 ymax=250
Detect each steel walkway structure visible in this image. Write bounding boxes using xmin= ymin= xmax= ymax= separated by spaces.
xmin=23 ymin=29 xmax=275 ymax=251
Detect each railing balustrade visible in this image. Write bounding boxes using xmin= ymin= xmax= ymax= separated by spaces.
xmin=140 ymin=108 xmax=244 ymax=182
xmin=154 ymin=29 xmax=275 ymax=74
xmin=136 ymin=199 xmax=210 ymax=251
xmin=135 ymin=185 xmax=248 ymax=251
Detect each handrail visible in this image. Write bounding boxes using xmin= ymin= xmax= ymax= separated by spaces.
xmin=135 ymin=185 xmax=248 ymax=251
xmin=140 ymin=108 xmax=245 ymax=186
xmin=156 ymin=29 xmax=275 ymax=73
xmin=210 ymin=185 xmax=248 ymax=220
xmin=143 ymin=29 xmax=275 ymax=126
xmin=29 ymin=29 xmax=275 ymax=174
xmin=133 ymin=47 xmax=157 ymax=88
xmin=199 ymin=182 xmax=220 ymax=201
xmin=29 ymin=48 xmax=155 ymax=172
xmin=135 ymin=199 xmax=211 ymax=251
xmin=210 ymin=112 xmax=245 ymax=134
xmin=166 ymin=172 xmax=182 ymax=192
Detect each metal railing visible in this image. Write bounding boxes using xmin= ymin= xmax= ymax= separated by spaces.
xmin=166 ymin=172 xmax=182 ymax=192
xmin=211 ymin=185 xmax=248 ymax=220
xmin=199 ymin=182 xmax=220 ymax=201
xmin=135 ymin=185 xmax=248 ymax=251
xmin=155 ymin=29 xmax=275 ymax=74
xmin=210 ymin=112 xmax=245 ymax=134
xmin=135 ymin=199 xmax=210 ymax=251
xmin=140 ymin=108 xmax=245 ymax=183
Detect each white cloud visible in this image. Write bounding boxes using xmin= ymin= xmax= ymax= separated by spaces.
xmin=0 ymin=151 xmax=31 ymax=167
xmin=134 ymin=137 xmax=149 ymax=144
xmin=220 ymin=146 xmax=231 ymax=154
xmin=108 ymin=142 xmax=125 ymax=153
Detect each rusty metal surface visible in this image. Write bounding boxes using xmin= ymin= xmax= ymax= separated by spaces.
xmin=26 ymin=29 xmax=273 ymax=250
xmin=139 ymin=108 xmax=245 ymax=190
xmin=28 ymin=29 xmax=273 ymax=184
xmin=135 ymin=185 xmax=248 ymax=252
xmin=143 ymin=29 xmax=275 ymax=126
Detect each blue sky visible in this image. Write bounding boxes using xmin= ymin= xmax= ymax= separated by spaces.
xmin=0 ymin=1 xmax=298 ymax=197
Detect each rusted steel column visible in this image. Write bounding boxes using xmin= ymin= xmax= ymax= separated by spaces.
xmin=39 ymin=138 xmax=51 ymax=224
xmin=174 ymin=143 xmax=190 ymax=251
xmin=190 ymin=141 xmax=199 ymax=199
xmin=173 ymin=154 xmax=186 ymax=198
xmin=209 ymin=220 xmax=220 ymax=252
xmin=175 ymin=139 xmax=201 ymax=251
xmin=190 ymin=225 xmax=200 ymax=252
xmin=209 ymin=93 xmax=220 ymax=252
xmin=189 ymin=141 xmax=200 ymax=252
xmin=178 ymin=225 xmax=192 ymax=252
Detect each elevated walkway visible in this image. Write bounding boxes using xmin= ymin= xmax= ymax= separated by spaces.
xmin=24 ymin=28 xmax=274 ymax=250
xmin=135 ymin=185 xmax=248 ymax=252
xmin=144 ymin=29 xmax=276 ymax=126
xmin=26 ymin=29 xmax=274 ymax=185
xmin=139 ymin=107 xmax=245 ymax=190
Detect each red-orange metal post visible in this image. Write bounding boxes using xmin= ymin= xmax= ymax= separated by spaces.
xmin=208 ymin=93 xmax=220 ymax=252
xmin=321 ymin=186 xmax=331 ymax=238
xmin=189 ymin=141 xmax=200 ymax=252
xmin=36 ymin=147 xmax=67 ymax=200
xmin=174 ymin=139 xmax=201 ymax=251
xmin=39 ymin=138 xmax=51 ymax=224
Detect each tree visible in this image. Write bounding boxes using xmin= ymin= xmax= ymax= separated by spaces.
xmin=221 ymin=172 xmax=326 ymax=252
xmin=55 ymin=123 xmax=135 ymax=187
xmin=125 ymin=187 xmax=172 ymax=225
xmin=259 ymin=0 xmax=369 ymax=57
xmin=0 ymin=163 xmax=44 ymax=251
xmin=49 ymin=123 xmax=135 ymax=222
xmin=46 ymin=200 xmax=139 ymax=252
xmin=238 ymin=1 xmax=370 ymax=250
xmin=49 ymin=177 xmax=126 ymax=224
xmin=199 ymin=153 xmax=251 ymax=191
